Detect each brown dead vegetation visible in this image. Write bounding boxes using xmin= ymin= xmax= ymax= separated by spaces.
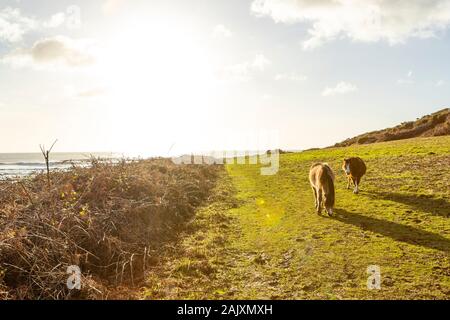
xmin=334 ymin=108 xmax=449 ymax=147
xmin=0 ymin=158 xmax=221 ymax=299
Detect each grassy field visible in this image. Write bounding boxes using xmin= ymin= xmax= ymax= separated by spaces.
xmin=143 ymin=136 xmax=450 ymax=299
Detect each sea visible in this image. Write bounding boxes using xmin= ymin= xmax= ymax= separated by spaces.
xmin=0 ymin=152 xmax=120 ymax=180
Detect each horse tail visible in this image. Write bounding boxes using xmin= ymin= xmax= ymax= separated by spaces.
xmin=323 ymin=165 xmax=335 ymax=208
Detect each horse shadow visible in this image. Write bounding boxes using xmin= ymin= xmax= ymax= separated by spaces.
xmin=365 ymin=191 xmax=450 ymax=218
xmin=333 ymin=208 xmax=450 ymax=253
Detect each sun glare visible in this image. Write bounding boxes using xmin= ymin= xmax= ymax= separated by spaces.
xmin=94 ymin=19 xmax=217 ymax=154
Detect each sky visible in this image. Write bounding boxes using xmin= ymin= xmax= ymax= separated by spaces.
xmin=0 ymin=0 xmax=450 ymax=156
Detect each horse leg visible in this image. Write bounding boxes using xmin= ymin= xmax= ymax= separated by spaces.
xmin=353 ymin=177 xmax=359 ymax=194
xmin=347 ymin=176 xmax=351 ymax=189
xmin=312 ymin=187 xmax=318 ymax=210
xmin=351 ymin=177 xmax=357 ymax=193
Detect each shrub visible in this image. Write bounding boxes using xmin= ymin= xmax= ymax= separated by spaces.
xmin=0 ymin=158 xmax=221 ymax=299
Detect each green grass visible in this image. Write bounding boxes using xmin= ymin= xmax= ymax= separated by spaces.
xmin=142 ymin=136 xmax=450 ymax=299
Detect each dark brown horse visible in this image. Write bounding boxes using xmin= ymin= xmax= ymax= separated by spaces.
xmin=309 ymin=163 xmax=335 ymax=216
xmin=342 ymin=157 xmax=366 ymax=194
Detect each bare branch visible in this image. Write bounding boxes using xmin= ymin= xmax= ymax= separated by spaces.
xmin=39 ymin=139 xmax=58 ymax=189
xmin=48 ymin=139 xmax=58 ymax=153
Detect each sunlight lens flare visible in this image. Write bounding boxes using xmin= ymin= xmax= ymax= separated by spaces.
xmin=94 ymin=19 xmax=217 ymax=154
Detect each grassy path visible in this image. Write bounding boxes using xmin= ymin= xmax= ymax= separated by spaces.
xmin=142 ymin=136 xmax=450 ymax=299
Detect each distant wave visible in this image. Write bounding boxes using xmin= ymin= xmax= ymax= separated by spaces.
xmin=0 ymin=159 xmax=92 ymax=166
xmin=0 ymin=160 xmax=91 ymax=179
xmin=0 ymin=159 xmax=125 ymax=180
xmin=0 ymin=162 xmax=48 ymax=166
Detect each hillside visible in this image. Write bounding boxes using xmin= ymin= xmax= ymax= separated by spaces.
xmin=334 ymin=108 xmax=450 ymax=147
xmin=141 ymin=136 xmax=450 ymax=299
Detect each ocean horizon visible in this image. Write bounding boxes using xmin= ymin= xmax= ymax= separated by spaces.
xmin=0 ymin=149 xmax=294 ymax=180
xmin=0 ymin=152 xmax=120 ymax=179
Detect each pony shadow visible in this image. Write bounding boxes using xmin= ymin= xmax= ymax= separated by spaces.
xmin=333 ymin=209 xmax=450 ymax=253
xmin=367 ymin=191 xmax=450 ymax=218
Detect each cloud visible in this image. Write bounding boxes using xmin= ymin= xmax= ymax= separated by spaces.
xmin=219 ymin=54 xmax=271 ymax=82
xmin=397 ymin=70 xmax=414 ymax=85
xmin=0 ymin=7 xmax=37 ymax=43
xmin=213 ymin=24 xmax=232 ymax=38
xmin=322 ymin=81 xmax=357 ymax=96
xmin=0 ymin=7 xmax=80 ymax=44
xmin=251 ymin=0 xmax=450 ymax=49
xmin=43 ymin=12 xmax=66 ymax=28
xmin=2 ymin=36 xmax=96 ymax=69
xmin=275 ymin=72 xmax=307 ymax=81
xmin=435 ymin=80 xmax=446 ymax=86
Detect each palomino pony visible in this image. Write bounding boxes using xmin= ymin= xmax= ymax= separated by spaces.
xmin=309 ymin=163 xmax=335 ymax=216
